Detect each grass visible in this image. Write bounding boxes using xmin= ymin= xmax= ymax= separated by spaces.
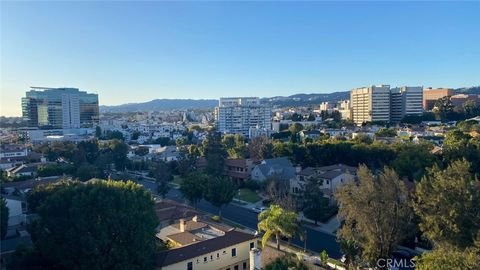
xmin=235 ymin=188 xmax=261 ymax=203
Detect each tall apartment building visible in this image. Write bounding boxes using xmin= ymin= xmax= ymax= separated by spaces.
xmin=423 ymin=88 xmax=455 ymax=111
xmin=350 ymin=85 xmax=391 ymax=125
xmin=22 ymin=87 xmax=99 ymax=129
xmin=390 ymin=86 xmax=423 ymax=122
xmin=215 ymin=97 xmax=271 ymax=138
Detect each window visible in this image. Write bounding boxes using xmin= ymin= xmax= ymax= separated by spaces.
xmin=187 ymin=262 xmax=193 ymax=270
xmin=250 ymin=242 xmax=255 ymax=249
xmin=243 ymin=262 xmax=247 ymax=269
xmin=234 ymin=265 xmax=239 ymax=270
xmin=231 ymin=248 xmax=237 ymax=257
xmin=204 ymin=257 xmax=207 ymax=263
xmin=217 ymin=253 xmax=219 ymax=258
xmin=210 ymin=255 xmax=213 ymax=260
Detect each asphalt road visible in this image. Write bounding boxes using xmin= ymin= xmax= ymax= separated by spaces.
xmin=136 ymin=179 xmax=342 ymax=259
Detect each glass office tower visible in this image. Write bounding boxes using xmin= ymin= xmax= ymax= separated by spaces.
xmin=22 ymin=87 xmax=99 ymax=129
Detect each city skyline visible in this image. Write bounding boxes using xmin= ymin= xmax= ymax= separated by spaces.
xmin=2 ymin=1 xmax=479 ymax=116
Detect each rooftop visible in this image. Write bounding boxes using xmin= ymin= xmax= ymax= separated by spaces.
xmin=156 ymin=230 xmax=256 ymax=267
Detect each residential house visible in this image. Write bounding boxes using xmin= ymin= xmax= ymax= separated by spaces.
xmin=250 ymin=157 xmax=295 ymax=182
xmin=5 ymin=164 xmax=38 ymax=178
xmin=196 ymin=157 xmax=255 ymax=183
xmin=299 ymin=130 xmax=321 ymax=140
xmin=291 ymin=164 xmax=357 ymax=203
xmin=156 ymin=216 xmax=257 ymax=270
xmin=224 ymin=159 xmax=255 ymax=182
xmin=155 ymin=200 xmax=199 ymax=228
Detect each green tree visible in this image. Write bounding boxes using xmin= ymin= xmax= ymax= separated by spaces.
xmin=180 ymin=172 xmax=208 ymax=208
xmin=203 ymin=176 xmax=236 ymax=217
xmin=202 ymin=131 xmax=227 ymax=175
xmin=291 ymin=113 xmax=302 ymax=122
xmin=462 ymin=99 xmax=478 ymax=118
xmin=339 ymin=240 xmax=360 ymax=269
xmin=95 ymin=126 xmax=102 ymax=138
xmin=248 ymin=136 xmax=274 ymax=161
xmin=75 ymin=163 xmax=100 ymax=181
xmin=258 ymin=204 xmax=299 ymax=250
xmin=433 ymin=96 xmax=454 ymax=121
xmin=320 ymin=250 xmax=329 ymax=267
xmin=413 ymin=160 xmax=480 ymax=248
xmin=374 ymin=128 xmax=397 ymax=137
xmin=25 ymin=180 xmax=158 ymax=270
xmin=108 ymin=139 xmax=129 ymax=170
xmin=335 ymin=166 xmax=413 ymax=265
xmin=288 ymin=123 xmax=304 ymax=135
xmin=415 ymin=246 xmax=479 ymax=270
xmin=1 ymin=197 xmax=9 ymax=239
xmin=302 ymin=176 xmax=331 ymax=225
xmin=264 ymin=255 xmax=308 ymax=270
xmin=157 ymin=179 xmax=170 ymax=199
xmin=392 ymin=142 xmax=439 ymax=181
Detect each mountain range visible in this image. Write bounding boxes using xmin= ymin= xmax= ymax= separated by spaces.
xmin=99 ymin=91 xmax=350 ymax=113
xmin=100 ymin=86 xmax=479 ymax=113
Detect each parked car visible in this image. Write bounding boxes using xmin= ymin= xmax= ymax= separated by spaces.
xmin=251 ymin=206 xmax=266 ymax=213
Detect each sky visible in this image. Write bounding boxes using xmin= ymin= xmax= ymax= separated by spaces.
xmin=1 ymin=1 xmax=479 ymax=116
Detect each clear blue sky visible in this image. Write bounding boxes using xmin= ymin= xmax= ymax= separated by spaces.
xmin=1 ymin=1 xmax=479 ymax=116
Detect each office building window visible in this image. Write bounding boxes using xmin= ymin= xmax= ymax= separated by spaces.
xmin=231 ymin=248 xmax=237 ymax=257
xmin=187 ymin=262 xmax=193 ymax=270
xmin=243 ymin=262 xmax=247 ymax=269
xmin=250 ymin=242 xmax=254 ymax=249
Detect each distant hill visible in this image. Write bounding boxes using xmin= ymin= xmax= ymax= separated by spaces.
xmin=100 ymin=92 xmax=350 ymax=112
xmin=456 ymin=86 xmax=480 ymax=95
xmin=100 ymin=99 xmax=218 ymax=113
xmin=99 ymin=86 xmax=479 ymax=113
xmin=261 ymin=91 xmax=350 ymax=107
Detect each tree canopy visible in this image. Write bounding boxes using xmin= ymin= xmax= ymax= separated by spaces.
xmin=203 ymin=176 xmax=236 ymax=217
xmin=413 ymin=160 xmax=480 ymax=249
xmin=20 ymin=180 xmax=158 ymax=270
xmin=258 ymin=204 xmax=299 ymax=250
xmin=335 ymin=166 xmax=413 ymax=265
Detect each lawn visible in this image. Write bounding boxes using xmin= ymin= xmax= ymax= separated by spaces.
xmin=235 ymin=188 xmax=261 ymax=203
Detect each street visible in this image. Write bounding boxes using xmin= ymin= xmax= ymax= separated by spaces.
xmin=136 ymin=179 xmax=342 ymax=259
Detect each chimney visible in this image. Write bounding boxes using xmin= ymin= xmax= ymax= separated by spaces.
xmin=249 ymin=248 xmax=262 ymax=270
xmin=179 ymin=219 xmax=186 ymax=232
xmin=192 ymin=215 xmax=198 ymax=222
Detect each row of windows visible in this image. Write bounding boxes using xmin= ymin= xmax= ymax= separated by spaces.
xmin=186 ymin=243 xmax=255 ymax=269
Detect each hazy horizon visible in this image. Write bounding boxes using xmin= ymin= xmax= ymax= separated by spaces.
xmin=2 ymin=1 xmax=479 ymax=116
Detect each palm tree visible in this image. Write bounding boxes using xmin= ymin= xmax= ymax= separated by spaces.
xmin=258 ymin=204 xmax=299 ymax=250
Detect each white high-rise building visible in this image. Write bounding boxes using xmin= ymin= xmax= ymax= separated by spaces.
xmin=215 ymin=97 xmax=271 ymax=138
xmin=390 ymin=86 xmax=423 ymax=122
xmin=351 ymin=85 xmax=391 ymax=125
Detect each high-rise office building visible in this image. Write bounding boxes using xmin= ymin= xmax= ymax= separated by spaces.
xmin=350 ymin=85 xmax=391 ymax=125
xmin=390 ymin=86 xmax=423 ymax=122
xmin=423 ymin=88 xmax=455 ymax=111
xmin=215 ymin=97 xmax=271 ymax=138
xmin=22 ymin=87 xmax=99 ymax=129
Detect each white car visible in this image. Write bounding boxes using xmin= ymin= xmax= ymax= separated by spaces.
xmin=252 ymin=207 xmax=266 ymax=213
